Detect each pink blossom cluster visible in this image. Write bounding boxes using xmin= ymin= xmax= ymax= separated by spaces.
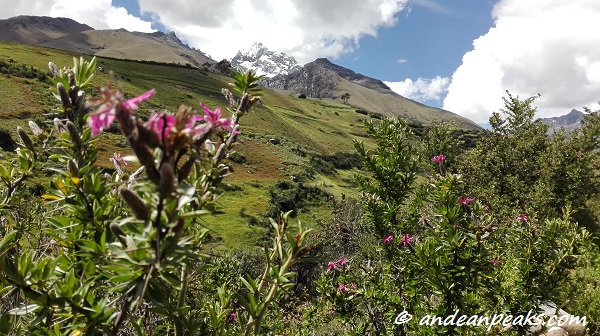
xmin=327 ymin=258 xmax=347 ymax=271
xmin=88 ymin=88 xmax=155 ymax=136
xmin=517 ymin=214 xmax=528 ymax=222
xmin=337 ymin=283 xmax=357 ymax=293
xmin=109 ymin=152 xmax=128 ymax=174
xmin=88 ymin=88 xmax=239 ymax=140
xmin=400 ymin=233 xmax=415 ymax=247
xmin=458 ymin=196 xmax=475 ymax=205
xmin=146 ymin=103 xmax=239 ymax=141
xmin=227 ymin=312 xmax=237 ymax=323
xmin=382 ymin=234 xmax=414 ymax=246
xmin=431 ymin=155 xmax=446 ymax=164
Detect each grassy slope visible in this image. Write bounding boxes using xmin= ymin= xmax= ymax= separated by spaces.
xmin=0 ymin=42 xmax=378 ymax=248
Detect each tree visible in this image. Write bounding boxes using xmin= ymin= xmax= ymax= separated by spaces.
xmin=341 ymin=92 xmax=350 ymax=104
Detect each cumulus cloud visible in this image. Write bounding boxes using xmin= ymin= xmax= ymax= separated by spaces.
xmin=443 ymin=0 xmax=600 ymax=124
xmin=0 ymin=0 xmax=154 ymax=32
xmin=385 ymin=76 xmax=450 ymax=102
xmin=397 ymin=58 xmax=408 ymax=64
xmin=138 ymin=0 xmax=408 ymax=63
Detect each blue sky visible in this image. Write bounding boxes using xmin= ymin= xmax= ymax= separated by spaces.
xmin=5 ymin=0 xmax=600 ymax=124
xmin=336 ymin=1 xmax=494 ymax=84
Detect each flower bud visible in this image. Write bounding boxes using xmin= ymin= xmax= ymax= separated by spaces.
xmin=53 ymin=118 xmax=66 ymax=133
xmin=130 ymin=142 xmax=160 ymax=183
xmin=221 ymin=88 xmax=236 ymax=107
xmin=66 ymin=121 xmax=82 ymax=148
xmin=17 ymin=127 xmax=34 ymax=151
xmin=238 ymin=92 xmax=249 ymax=115
xmin=109 ymin=222 xmax=127 ymax=245
xmin=227 ymin=124 xmax=241 ymax=145
xmin=48 ymin=62 xmax=60 ymax=77
xmin=68 ymin=71 xmax=76 ymax=90
xmin=73 ymin=91 xmax=85 ymax=110
xmin=28 ymin=121 xmax=42 ymax=136
xmin=57 ymin=82 xmax=72 ymax=110
xmin=159 ymin=163 xmax=175 ymax=197
xmin=213 ymin=143 xmax=226 ymax=161
xmin=128 ymin=166 xmax=145 ymax=188
xmin=120 ymin=188 xmax=150 ymax=221
xmin=205 ymin=140 xmax=215 ymax=153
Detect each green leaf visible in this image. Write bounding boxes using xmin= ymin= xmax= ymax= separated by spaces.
xmin=8 ymin=304 xmax=39 ymax=315
xmin=0 ymin=230 xmax=17 ymax=250
xmin=179 ymin=210 xmax=211 ymax=219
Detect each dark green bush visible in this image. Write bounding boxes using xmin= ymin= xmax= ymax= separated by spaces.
xmin=0 ymin=127 xmax=16 ymax=152
xmin=228 ymin=151 xmax=247 ymax=164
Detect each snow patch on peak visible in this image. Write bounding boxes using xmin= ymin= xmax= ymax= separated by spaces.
xmin=231 ymin=42 xmax=301 ymax=78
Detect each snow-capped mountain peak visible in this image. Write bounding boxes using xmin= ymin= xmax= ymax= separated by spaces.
xmin=230 ymin=42 xmax=301 ymax=78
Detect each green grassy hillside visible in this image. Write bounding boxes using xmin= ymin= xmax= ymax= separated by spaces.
xmin=0 ymin=42 xmax=480 ymax=248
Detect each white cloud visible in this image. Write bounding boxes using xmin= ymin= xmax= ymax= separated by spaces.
xmin=0 ymin=0 xmax=53 ymax=18
xmin=385 ymin=76 xmax=450 ymax=101
xmin=443 ymin=0 xmax=600 ymax=124
xmin=105 ymin=7 xmax=155 ymax=32
xmin=0 ymin=0 xmax=155 ymax=32
xmin=397 ymin=58 xmax=408 ymax=64
xmin=138 ymin=0 xmax=409 ymax=63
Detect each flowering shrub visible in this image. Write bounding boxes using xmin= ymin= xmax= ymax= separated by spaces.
xmin=0 ymin=58 xmax=310 ymax=335
xmin=315 ymin=113 xmax=594 ymax=335
xmin=0 ymin=56 xmax=598 ymax=336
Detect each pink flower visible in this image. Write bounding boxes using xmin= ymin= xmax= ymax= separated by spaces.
xmin=200 ymin=103 xmax=239 ymax=134
xmin=431 ymin=155 xmax=446 ymax=164
xmin=227 ymin=312 xmax=238 ymax=323
xmin=338 ymin=283 xmax=357 ymax=293
xmin=517 ymin=214 xmax=528 ymax=222
xmin=401 ymin=233 xmax=415 ymax=247
xmin=89 ymin=88 xmax=155 ymax=136
xmin=453 ymin=225 xmax=462 ymax=229
xmin=458 ymin=197 xmax=474 ymax=205
xmin=327 ymin=258 xmax=348 ymax=271
xmin=382 ymin=235 xmax=394 ymax=244
xmin=491 ymin=257 xmax=499 ymax=266
xmin=109 ymin=152 xmax=128 ymax=174
xmin=123 ymin=89 xmax=156 ymax=111
xmin=146 ymin=111 xmax=177 ymax=140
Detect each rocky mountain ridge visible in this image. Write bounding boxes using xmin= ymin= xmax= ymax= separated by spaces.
xmin=230 ymin=42 xmax=301 ymax=78
xmin=263 ymin=57 xmax=391 ymax=97
xmin=0 ymin=15 xmax=93 ymax=45
xmin=263 ymin=57 xmax=480 ymax=129
xmin=0 ymin=15 xmax=214 ymax=67
xmin=538 ymin=109 xmax=586 ymax=133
